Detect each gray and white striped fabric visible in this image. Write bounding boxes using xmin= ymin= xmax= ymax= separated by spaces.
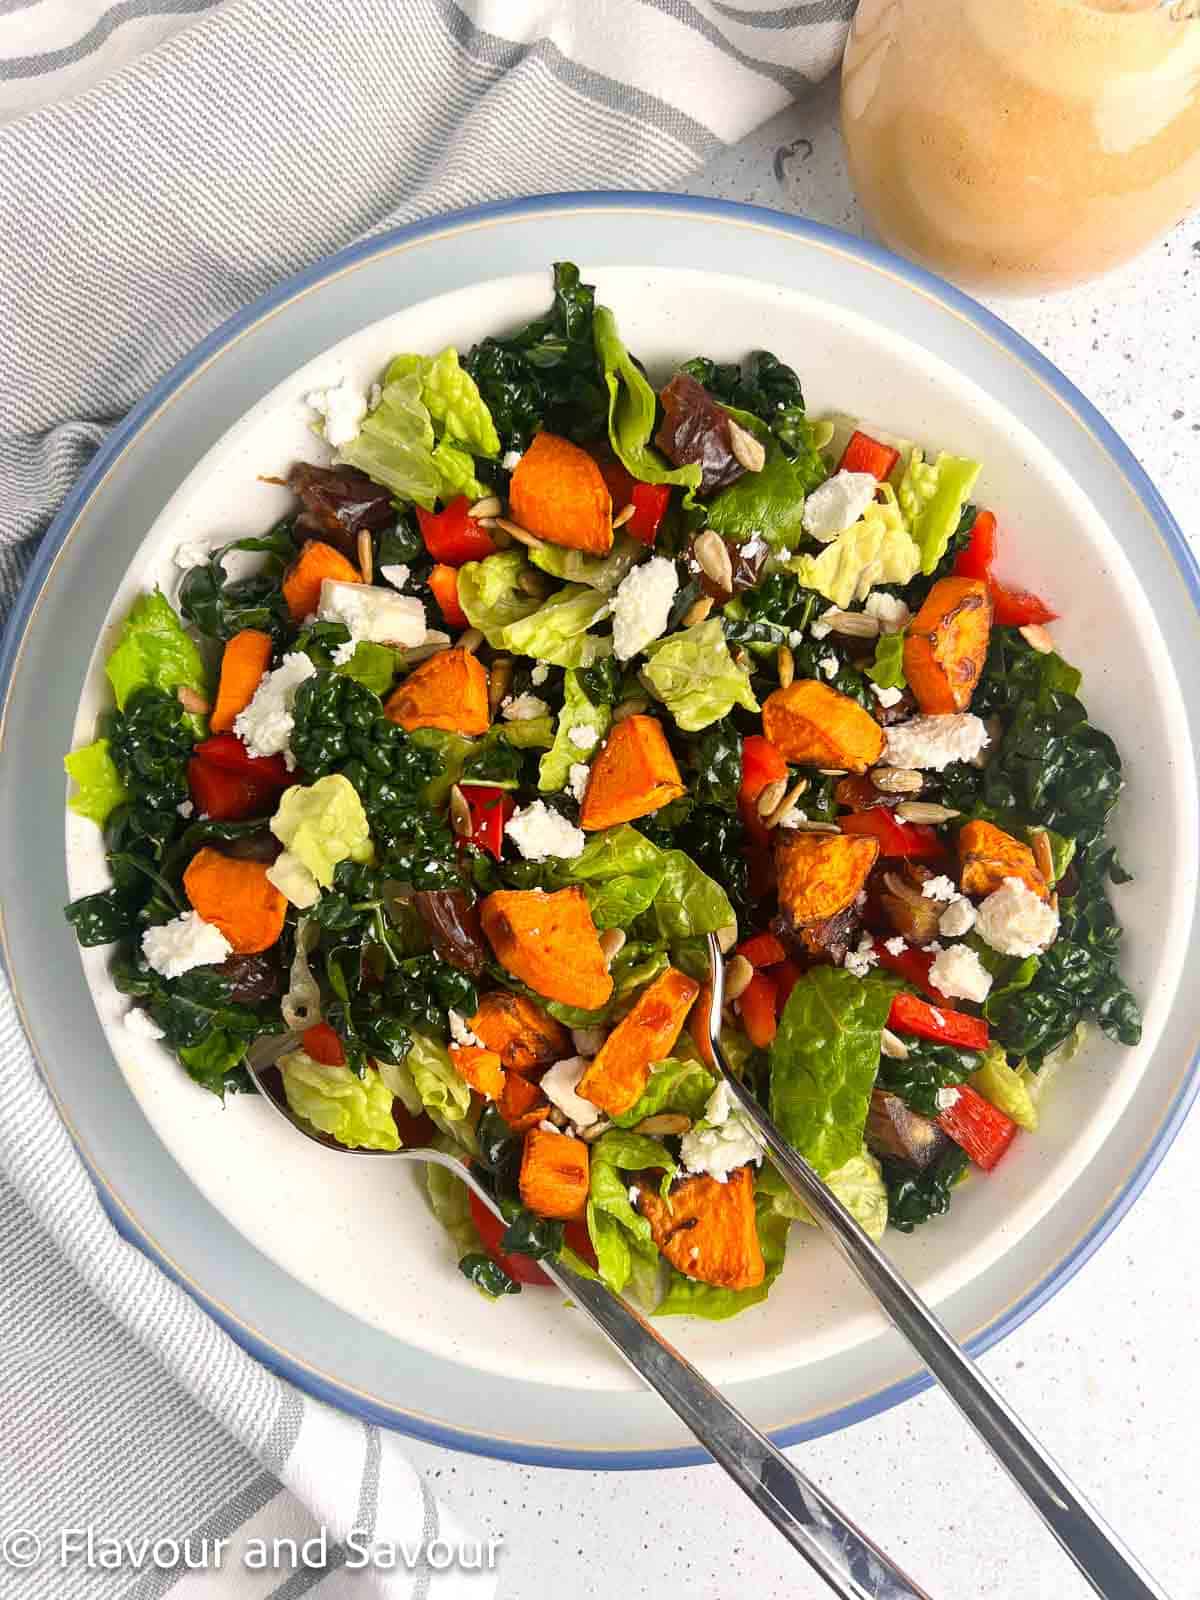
xmin=0 ymin=3 xmax=851 ymax=1594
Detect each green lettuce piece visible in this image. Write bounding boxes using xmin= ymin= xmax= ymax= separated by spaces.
xmin=539 ymin=670 xmax=610 ymax=792
xmin=897 ymin=448 xmax=982 ymax=574
xmin=336 ymin=369 xmax=441 ymax=510
xmin=105 ymin=589 xmax=208 ymax=732
xmin=971 ymin=1045 xmax=1038 ymax=1131
xmin=425 ymin=1158 xmax=482 ymax=1260
xmin=705 ymin=407 xmax=824 ymax=551
xmin=385 ymin=348 xmax=500 ymax=459
xmin=430 ymin=437 xmax=488 ymax=504
xmin=768 ymin=967 xmax=895 ymax=1177
xmin=593 ymin=305 xmax=702 ymax=494
xmin=652 ymin=849 xmax=735 ymax=942
xmin=375 ymin=1055 xmax=425 ymax=1117
xmin=405 ymin=1031 xmax=474 ymax=1132
xmin=280 ymin=1053 xmax=399 ymax=1151
xmin=409 ymin=728 xmax=474 ymax=807
xmin=553 ymin=824 xmax=666 ymax=929
xmin=501 ymin=584 xmax=613 ymax=668
xmin=270 ymin=773 xmax=373 ymax=888
xmin=586 ymin=1130 xmax=675 ymax=1303
xmin=64 ymin=738 xmax=128 ymax=825
xmin=655 ymin=1174 xmax=791 ymax=1320
xmin=499 ymin=716 xmax=555 ymax=749
xmin=866 ymin=631 xmax=907 ymax=690
xmin=641 ymin=618 xmax=758 ymax=732
xmin=612 ymin=1057 xmax=716 ymax=1129
xmin=542 ymin=940 xmax=668 ymax=1027
xmin=761 ymin=1150 xmax=889 ymax=1242
xmin=335 ymin=641 xmax=401 ymax=696
xmin=529 ymin=533 xmax=642 ymax=594
xmin=1024 ymin=1022 xmax=1088 ymax=1107
xmin=787 ymin=485 xmax=921 ymax=608
xmin=457 ymin=550 xmax=540 ymax=646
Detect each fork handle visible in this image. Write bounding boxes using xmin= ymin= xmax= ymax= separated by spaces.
xmin=547 ymin=1257 xmax=932 ymax=1600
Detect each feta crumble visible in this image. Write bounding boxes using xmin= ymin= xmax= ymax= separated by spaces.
xmin=611 ymin=555 xmax=678 ymax=661
xmin=504 ymin=801 xmax=586 ymax=862
xmin=801 ymin=470 xmax=879 ymax=542
xmin=864 ymin=593 xmax=911 ymax=633
xmin=501 ymin=449 xmax=523 ymax=472
xmin=234 ymin=651 xmax=317 ymax=770
xmin=501 ymin=693 xmax=550 ymax=722
xmin=142 ymin=911 xmax=232 ymax=980
xmin=921 ymin=875 xmax=958 ymax=902
xmin=536 ymin=1120 xmax=563 ymax=1136
xmin=680 ymin=1081 xmax=763 ymax=1183
xmin=809 ymin=608 xmax=835 ymax=640
xmin=567 ymin=763 xmax=591 ymax=803
xmin=843 ymin=934 xmax=879 ymax=977
xmin=124 ymin=1007 xmax=166 ymax=1040
xmin=173 ymin=541 xmax=210 ymax=571
xmin=379 ymin=563 xmax=410 ymax=590
xmin=331 ymin=639 xmax=358 ymax=667
xmin=567 ymin=723 xmax=599 ymax=751
xmin=976 ymin=876 xmax=1060 ymax=957
xmin=928 ymin=944 xmax=993 ymax=1004
xmin=882 ymin=713 xmax=990 ymax=772
xmin=540 ymin=1056 xmax=602 ymax=1129
xmin=819 ymin=651 xmax=840 ymax=681
xmin=884 ymin=935 xmax=908 ymax=956
xmin=776 ymin=807 xmax=806 ymax=829
xmin=176 ymin=800 xmax=194 ymax=818
xmin=530 ymin=661 xmax=550 ymax=687
xmin=318 ymin=579 xmax=426 ymax=647
xmin=935 ymin=1086 xmax=961 ymax=1112
xmin=306 ymin=378 xmax=367 ymax=449
xmin=448 ymin=1009 xmax=483 ymax=1048
xmin=870 ymin=683 xmax=905 ymax=709
xmin=939 ymin=897 xmax=978 ymax=939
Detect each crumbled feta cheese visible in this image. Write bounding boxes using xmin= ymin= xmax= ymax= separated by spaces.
xmin=504 ymin=801 xmax=586 ymax=862
xmin=884 ymin=935 xmax=908 ymax=956
xmin=864 ymin=593 xmax=911 ymax=633
xmin=928 ymin=944 xmax=993 ymax=1004
xmin=176 ymin=800 xmax=194 ymax=818
xmin=234 ymin=651 xmax=317 ymax=770
xmin=404 ymin=629 xmax=451 ymax=663
xmin=788 ymin=628 xmax=807 ymax=647
xmin=572 ymin=1026 xmax=607 ymax=1057
xmin=819 ymin=651 xmax=840 ymax=681
xmin=976 ymin=876 xmax=1060 ymax=957
xmin=501 ymin=693 xmax=550 ymax=722
xmin=883 ymin=713 xmax=990 ymax=772
xmin=611 ymin=555 xmax=678 ymax=661
xmin=809 ymin=608 xmax=835 ymax=641
xmin=306 ymin=378 xmax=367 ymax=449
xmin=318 ymin=579 xmax=426 ymax=647
xmin=843 ymin=933 xmax=879 ymax=977
xmin=774 ymin=547 xmax=792 ymax=564
xmin=939 ymin=897 xmax=978 ymax=938
xmin=706 ymin=1080 xmax=734 ymax=1127
xmin=142 ymin=911 xmax=232 ymax=980
xmin=501 ymin=449 xmax=523 ymax=472
xmin=680 ymin=1081 xmax=763 ymax=1183
xmin=801 ymin=471 xmax=879 ymax=542
xmin=776 ymin=807 xmax=806 ymax=829
xmin=870 ymin=683 xmax=905 ymax=709
xmin=567 ymin=723 xmax=599 ymax=751
xmin=530 ymin=661 xmax=550 ymax=687
xmin=741 ymin=533 xmax=767 ymax=562
xmin=173 ymin=541 xmax=210 ymax=571
xmin=331 ymin=639 xmax=358 ymax=666
xmin=124 ymin=1007 xmax=166 ymax=1040
xmin=536 ymin=1120 xmax=563 ymax=1136
xmin=448 ymin=1009 xmax=483 ymax=1048
xmin=922 ymin=875 xmax=959 ymax=902
xmin=540 ymin=1056 xmax=602 ymax=1129
xmin=935 ymin=1086 xmax=961 ymax=1112
xmin=379 ymin=563 xmax=410 ymax=590
xmin=567 ymin=763 xmax=591 ymax=803
xmin=628 ymin=1185 xmax=641 ymax=1207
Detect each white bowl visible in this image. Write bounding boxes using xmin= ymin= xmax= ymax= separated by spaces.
xmin=2 ymin=196 xmax=1198 ymax=1466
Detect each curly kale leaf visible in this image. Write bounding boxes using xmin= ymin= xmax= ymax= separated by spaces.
xmin=178 ymin=524 xmax=296 ymax=643
xmin=882 ymin=1145 xmax=969 ymax=1233
xmin=680 ymin=349 xmax=822 ymax=477
xmin=875 ymin=1038 xmax=979 ymax=1120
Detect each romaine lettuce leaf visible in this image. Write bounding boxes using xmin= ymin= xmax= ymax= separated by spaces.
xmin=768 ymin=967 xmax=895 ymax=1176
xmin=612 ymin=1057 xmax=716 ymax=1128
xmin=385 ymin=348 xmax=500 ymax=459
xmin=971 ymin=1044 xmax=1038 ymax=1131
xmin=105 ymin=588 xmax=208 ymax=732
xmin=335 ymin=641 xmax=401 ymax=696
xmin=705 ymin=407 xmax=822 ymax=551
xmin=541 ymin=940 xmax=668 ymax=1027
xmin=529 ymin=533 xmax=642 ymax=594
xmin=405 ymin=1031 xmax=474 ymax=1134
xmin=279 ymin=1052 xmax=399 ymax=1151
xmin=64 ymin=738 xmax=129 ymax=825
xmin=270 ymin=773 xmax=373 ymax=888
xmin=554 ymin=825 xmax=667 ymax=929
xmin=500 ymin=584 xmax=613 ymax=668
xmin=652 ymin=849 xmax=735 ymax=941
xmin=335 ymin=369 xmax=441 ymax=510
xmin=456 ymin=550 xmax=541 ymax=647
xmin=760 ymin=1149 xmax=889 ymax=1242
xmin=539 ymin=670 xmax=610 ymax=793
xmin=424 ymin=1158 xmax=482 ymax=1260
xmin=897 ymin=448 xmax=982 ymax=574
xmin=593 ymin=305 xmax=702 ymax=494
xmin=641 ymin=617 xmax=758 ymax=732
xmin=866 ymin=631 xmax=906 ymax=690
xmin=586 ymin=1129 xmax=675 ymax=1303
xmin=654 ymin=1174 xmax=791 ymax=1319
xmin=787 ymin=485 xmax=921 ymax=608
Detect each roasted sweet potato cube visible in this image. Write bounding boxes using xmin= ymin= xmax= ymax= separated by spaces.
xmin=498 ymin=1073 xmax=550 ymax=1135
xmin=479 ymin=887 xmax=613 ymax=1011
xmin=282 ymin=540 xmax=361 ymax=622
xmin=580 ymin=715 xmax=686 ymax=831
xmin=774 ymin=831 xmax=879 ymax=929
xmin=762 ymin=680 xmax=885 ymax=773
xmin=866 ymin=1089 xmax=953 ymax=1171
xmin=636 ymin=1167 xmax=764 ymax=1291
xmin=468 ymin=991 xmax=570 ymax=1076
xmin=448 ymin=1045 xmax=505 ymax=1102
xmin=509 ymin=432 xmax=613 ymax=555
xmin=519 ymin=1127 xmax=589 ymax=1220
xmin=577 ymin=967 xmax=700 ymax=1117
xmin=384 ymin=648 xmax=490 ymax=735
xmin=904 ymin=577 xmax=992 ymax=713
xmin=958 ymin=818 xmax=1049 ymax=901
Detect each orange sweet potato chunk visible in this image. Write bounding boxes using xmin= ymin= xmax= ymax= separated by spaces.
xmin=383 ymin=648 xmax=490 ymax=735
xmin=498 ymin=1073 xmax=550 ymax=1135
xmin=211 ymin=629 xmax=272 ymax=734
xmin=636 ymin=1167 xmax=764 ymax=1291
xmin=479 ymin=887 xmax=613 ymax=1011
xmin=448 ymin=1045 xmax=505 ymax=1102
xmin=468 ymin=991 xmax=570 ymax=1076
xmin=904 ymin=576 xmax=993 ymax=713
xmin=762 ymin=680 xmax=885 ymax=773
xmin=509 ymin=432 xmax=613 ymax=555
xmin=282 ymin=540 xmax=361 ymax=622
xmin=958 ymin=819 xmax=1049 ymax=901
xmin=774 ymin=831 xmax=879 ymax=928
xmin=519 ymin=1127 xmax=589 ymax=1220
xmin=577 ymin=967 xmax=700 ymax=1117
xmin=579 ymin=715 xmax=686 ymax=831
xmin=182 ymin=848 xmax=287 ymax=954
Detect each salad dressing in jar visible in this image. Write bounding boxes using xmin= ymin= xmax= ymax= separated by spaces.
xmin=841 ymin=0 xmax=1200 ymax=291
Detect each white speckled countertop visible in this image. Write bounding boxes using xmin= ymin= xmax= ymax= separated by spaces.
xmin=403 ymin=84 xmax=1200 ymax=1599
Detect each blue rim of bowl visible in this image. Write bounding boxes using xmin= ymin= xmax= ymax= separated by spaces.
xmin=3 ymin=191 xmax=1198 ymax=1470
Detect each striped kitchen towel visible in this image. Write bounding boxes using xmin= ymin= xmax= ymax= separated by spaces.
xmin=0 ymin=3 xmax=853 ymax=1596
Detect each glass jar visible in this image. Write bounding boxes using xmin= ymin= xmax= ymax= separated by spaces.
xmin=841 ymin=0 xmax=1200 ymax=292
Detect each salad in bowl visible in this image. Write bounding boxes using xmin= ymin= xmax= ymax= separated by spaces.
xmin=64 ymin=262 xmax=1140 ymax=1320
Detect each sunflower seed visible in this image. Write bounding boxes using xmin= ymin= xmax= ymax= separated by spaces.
xmin=580 ymin=1118 xmax=613 ymax=1144
xmin=870 ymin=767 xmax=923 ymax=795
xmin=612 ymin=697 xmax=649 ymax=723
xmin=693 ymin=530 xmax=733 ymax=592
xmin=765 ymin=781 xmax=809 ymax=830
xmin=612 ymin=502 xmax=636 ymax=529
xmin=493 ymin=516 xmax=543 ymax=549
xmin=727 ymin=416 xmax=766 ymax=473
xmin=787 ymin=820 xmax=841 ymax=834
xmin=896 ymin=801 xmax=961 ymax=824
xmin=880 ymin=1027 xmax=909 ymax=1060
xmin=824 ymin=609 xmax=881 ymax=639
xmin=487 ymin=656 xmax=513 ymax=714
xmin=756 ymin=778 xmax=788 ymax=818
xmin=1019 ymin=623 xmax=1054 ymax=654
xmin=357 ymin=527 xmax=373 ymax=585
xmin=1031 ymin=828 xmax=1054 ymax=883
xmin=682 ymin=595 xmax=714 ymax=627
xmin=448 ymin=785 xmax=472 ymax=838
xmin=715 ymin=922 xmax=739 ymax=954
xmin=457 ymin=627 xmax=484 ymax=655
xmin=724 ymin=954 xmax=755 ymax=1001
xmin=777 ymin=643 xmax=794 ymax=687
xmin=599 ymin=928 xmax=626 ymax=967
xmin=817 ymin=768 xmax=847 ymax=777
xmin=469 ymin=495 xmax=502 ymax=520
xmin=517 ymin=569 xmax=548 ymax=597
xmin=630 ymin=1113 xmax=692 ymax=1137
xmin=176 ymin=685 xmax=210 ymax=715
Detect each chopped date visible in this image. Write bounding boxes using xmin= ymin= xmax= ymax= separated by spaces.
xmin=654 ymin=374 xmax=746 ymax=496
xmin=414 ymin=889 xmax=489 ymax=978
xmin=288 ymin=463 xmax=394 ymax=559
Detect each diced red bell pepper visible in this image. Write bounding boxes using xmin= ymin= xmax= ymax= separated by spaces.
xmin=467 ymin=1190 xmax=597 ymax=1286
xmin=739 ymin=734 xmax=789 ymax=842
xmin=736 ymin=931 xmax=788 ymax=969
xmin=458 ymin=783 xmax=515 ymax=861
xmin=771 ymin=957 xmax=803 ymax=1011
xmin=838 ymin=429 xmax=901 ymax=481
xmin=937 ymin=1082 xmax=1018 ymax=1171
xmin=887 ymin=991 xmax=990 ymax=1052
xmin=186 ymin=756 xmax=279 ymax=821
xmin=738 ymin=971 xmax=778 ymax=1049
xmin=428 ymin=562 xmax=469 ymax=629
xmin=872 ymin=939 xmax=948 ymax=1002
xmin=302 ymin=1021 xmax=345 ymax=1066
xmin=953 ymin=509 xmax=997 ymax=581
xmin=840 ymin=809 xmax=943 ymax=859
xmin=988 ymin=583 xmax=1059 ymax=628
xmin=192 ymin=733 xmax=292 ymax=788
xmin=416 ymin=496 xmax=496 ymax=566
xmin=597 ymin=459 xmax=672 ymax=547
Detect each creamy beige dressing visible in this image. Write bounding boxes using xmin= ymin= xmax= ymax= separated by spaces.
xmin=841 ymin=0 xmax=1200 ymax=290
